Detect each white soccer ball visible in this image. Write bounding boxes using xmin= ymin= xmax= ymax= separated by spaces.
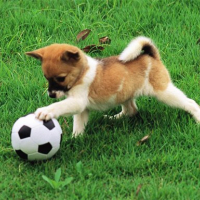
xmin=11 ymin=113 xmax=62 ymax=161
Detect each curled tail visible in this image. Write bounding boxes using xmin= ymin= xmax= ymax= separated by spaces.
xmin=119 ymin=36 xmax=160 ymax=63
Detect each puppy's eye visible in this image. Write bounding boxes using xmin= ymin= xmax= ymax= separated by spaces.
xmin=55 ymin=76 xmax=65 ymax=82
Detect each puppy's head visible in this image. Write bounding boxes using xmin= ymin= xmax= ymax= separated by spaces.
xmin=26 ymin=44 xmax=86 ymax=98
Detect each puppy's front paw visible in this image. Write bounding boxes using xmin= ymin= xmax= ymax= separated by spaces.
xmin=35 ymin=107 xmax=54 ymax=121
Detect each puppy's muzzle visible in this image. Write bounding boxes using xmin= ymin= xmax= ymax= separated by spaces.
xmin=48 ymin=90 xmax=66 ymax=99
xmin=48 ymin=91 xmax=57 ymax=98
xmin=47 ymin=78 xmax=69 ymax=98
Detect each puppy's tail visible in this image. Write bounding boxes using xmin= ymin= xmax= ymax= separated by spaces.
xmin=119 ymin=36 xmax=160 ymax=63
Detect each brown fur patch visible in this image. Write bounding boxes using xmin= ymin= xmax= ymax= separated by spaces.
xmin=89 ymin=55 xmax=171 ymax=104
xmin=89 ymin=55 xmax=150 ymax=104
xmin=149 ymin=59 xmax=171 ymax=91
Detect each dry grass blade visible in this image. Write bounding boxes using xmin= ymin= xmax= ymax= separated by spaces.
xmin=136 ymin=135 xmax=150 ymax=146
xmin=82 ymin=45 xmax=104 ymax=53
xmin=99 ymin=36 xmax=111 ymax=44
xmin=62 ymin=118 xmax=69 ymax=128
xmin=76 ymin=29 xmax=91 ymax=42
xmin=136 ymin=184 xmax=142 ymax=197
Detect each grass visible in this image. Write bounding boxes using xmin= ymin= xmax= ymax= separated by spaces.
xmin=1 ymin=0 xmax=200 ymax=199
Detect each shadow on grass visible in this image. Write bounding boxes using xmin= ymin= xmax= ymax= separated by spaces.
xmin=59 ymin=107 xmax=194 ymax=163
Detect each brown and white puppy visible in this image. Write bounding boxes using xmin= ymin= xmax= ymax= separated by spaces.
xmin=26 ymin=36 xmax=200 ymax=137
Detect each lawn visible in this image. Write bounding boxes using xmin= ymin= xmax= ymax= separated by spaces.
xmin=1 ymin=0 xmax=200 ymax=199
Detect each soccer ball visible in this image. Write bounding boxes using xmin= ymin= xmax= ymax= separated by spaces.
xmin=11 ymin=113 xmax=62 ymax=161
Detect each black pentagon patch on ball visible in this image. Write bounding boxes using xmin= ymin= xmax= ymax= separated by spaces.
xmin=38 ymin=142 xmax=52 ymax=154
xmin=15 ymin=150 xmax=28 ymax=160
xmin=18 ymin=125 xmax=31 ymax=139
xmin=43 ymin=119 xmax=55 ymax=130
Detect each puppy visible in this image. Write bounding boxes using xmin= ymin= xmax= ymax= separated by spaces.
xmin=26 ymin=36 xmax=200 ymax=137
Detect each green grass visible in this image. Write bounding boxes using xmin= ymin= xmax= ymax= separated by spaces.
xmin=1 ymin=0 xmax=200 ymax=199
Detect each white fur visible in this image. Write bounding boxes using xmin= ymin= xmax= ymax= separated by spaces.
xmin=155 ymin=83 xmax=200 ymax=122
xmin=88 ymin=94 xmax=117 ymax=111
xmin=73 ymin=109 xmax=89 ymax=137
xmin=119 ymin=36 xmax=153 ymax=63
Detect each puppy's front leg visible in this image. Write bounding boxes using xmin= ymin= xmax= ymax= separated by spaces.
xmin=35 ymin=97 xmax=87 ymax=121
xmin=73 ymin=109 xmax=89 ymax=137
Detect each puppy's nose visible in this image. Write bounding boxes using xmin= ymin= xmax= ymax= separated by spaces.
xmin=48 ymin=92 xmax=56 ymax=98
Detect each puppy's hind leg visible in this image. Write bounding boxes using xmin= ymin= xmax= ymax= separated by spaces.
xmin=106 ymin=99 xmax=138 ymax=119
xmin=72 ymin=109 xmax=89 ymax=137
xmin=155 ymin=83 xmax=200 ymax=122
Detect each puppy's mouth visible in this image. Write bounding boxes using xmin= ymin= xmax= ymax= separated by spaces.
xmin=48 ymin=90 xmax=68 ymax=99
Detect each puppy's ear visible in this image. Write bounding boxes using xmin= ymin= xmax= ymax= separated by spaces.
xmin=26 ymin=51 xmax=43 ymax=61
xmin=61 ymin=50 xmax=80 ymax=62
